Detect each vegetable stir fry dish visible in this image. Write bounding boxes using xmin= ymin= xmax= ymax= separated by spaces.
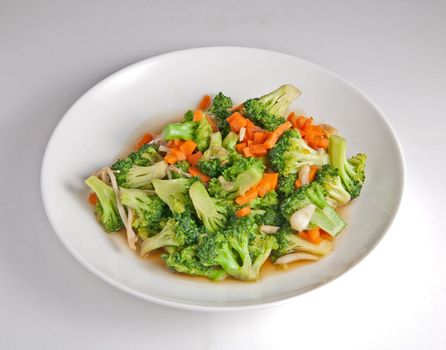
xmin=85 ymin=85 xmax=367 ymax=282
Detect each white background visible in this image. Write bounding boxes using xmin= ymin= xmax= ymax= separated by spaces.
xmin=1 ymin=1 xmax=445 ymax=349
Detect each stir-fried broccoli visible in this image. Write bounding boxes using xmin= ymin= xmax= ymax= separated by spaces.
xmin=152 ymin=178 xmax=195 ymax=214
xmin=183 ymin=110 xmax=194 ymax=122
xmin=222 ymin=132 xmax=239 ymax=151
xmin=250 ymin=191 xmax=284 ymax=226
xmin=140 ymin=212 xmax=201 ymax=256
xmin=280 ymin=182 xmax=346 ymax=236
xmin=119 ymin=188 xmax=168 ymax=239
xmin=316 ymin=164 xmax=351 ymax=206
xmin=269 ymin=129 xmax=329 ymax=175
xmin=85 ymin=176 xmax=123 ymax=232
xmin=209 ymin=92 xmax=233 ymax=136
xmin=198 ymin=216 xmax=275 ymax=281
xmin=329 ymin=135 xmax=367 ymax=199
xmin=272 ymin=226 xmax=334 ymax=261
xmin=115 ymin=161 xmax=168 ymax=189
xmin=163 ymin=118 xmax=212 ymax=151
xmin=189 ymin=182 xmax=228 ymax=232
xmin=162 ymin=245 xmax=227 ymax=281
xmin=197 ymin=132 xmax=229 ymax=177
xmin=112 ymin=144 xmax=163 ymax=187
xmin=277 ymin=174 xmax=297 ymax=197
xmin=243 ymin=85 xmax=300 ymax=131
xmin=170 ymin=160 xmax=191 ymax=179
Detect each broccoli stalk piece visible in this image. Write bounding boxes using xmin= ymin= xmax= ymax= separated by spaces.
xmin=197 ymin=132 xmax=230 ymax=177
xmin=140 ymin=219 xmax=178 ymax=255
xmin=162 ymin=118 xmax=213 ymax=151
xmin=85 ymin=176 xmax=123 ymax=232
xmin=272 ymin=226 xmax=334 ymax=260
xmin=162 ymin=245 xmax=227 ymax=281
xmin=316 ymin=164 xmax=351 ymax=206
xmin=222 ymin=132 xmax=239 ymax=151
xmin=242 ymin=84 xmax=301 ymax=131
xmin=328 ymin=135 xmax=367 ymax=199
xmin=152 ymin=178 xmax=194 ymax=214
xmin=189 ymin=182 xmax=228 ymax=232
xmin=280 ymin=182 xmax=346 ymax=237
xmin=269 ymin=129 xmax=329 ymax=175
xmin=209 ymin=92 xmax=233 ymax=136
xmin=119 ymin=188 xmax=168 ymax=239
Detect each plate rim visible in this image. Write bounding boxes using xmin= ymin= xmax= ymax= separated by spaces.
xmin=40 ymin=46 xmax=406 ymax=312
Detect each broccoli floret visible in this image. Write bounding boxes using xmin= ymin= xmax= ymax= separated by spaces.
xmin=250 ymin=191 xmax=279 ymax=208
xmin=242 ymin=85 xmax=300 ymax=131
xmin=209 ymin=92 xmax=233 ymax=136
xmin=112 ymin=144 xmax=163 ymax=187
xmin=277 ymin=174 xmax=297 ymax=196
xmin=197 ymin=132 xmax=229 ymax=177
xmin=170 ymin=160 xmax=191 ymax=179
xmin=329 ymin=135 xmax=367 ymax=199
xmin=162 ymin=245 xmax=227 ymax=281
xmin=152 ymin=178 xmax=195 ymax=214
xmin=250 ymin=191 xmax=284 ymax=226
xmin=174 ymin=211 xmax=201 ymax=245
xmin=271 ymin=226 xmax=334 ymax=261
xmin=85 ymin=176 xmax=123 ymax=232
xmin=316 ymin=164 xmax=351 ymax=206
xmin=222 ymin=153 xmax=265 ymax=181
xmin=162 ymin=118 xmax=213 ymax=151
xmin=140 ymin=219 xmax=178 ymax=255
xmin=189 ymin=182 xmax=228 ymax=232
xmin=197 ymin=216 xmax=274 ymax=281
xmin=280 ymin=182 xmax=346 ymax=236
xmin=269 ymin=129 xmax=329 ymax=175
xmin=119 ymin=188 xmax=168 ymax=239
xmin=183 ymin=110 xmax=194 ymax=122
xmin=116 ymin=161 xmax=168 ymax=189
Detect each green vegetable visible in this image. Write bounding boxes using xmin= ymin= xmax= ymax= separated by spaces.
xmin=119 ymin=188 xmax=168 ymax=239
xmin=152 ymin=178 xmax=194 ymax=214
xmin=222 ymin=132 xmax=239 ymax=151
xmin=277 ymin=174 xmax=297 ymax=197
xmin=189 ymin=181 xmax=228 ymax=232
xmin=269 ymin=129 xmax=329 ymax=175
xmin=242 ymin=84 xmax=300 ymax=131
xmin=328 ymin=135 xmax=366 ymax=199
xmin=162 ymin=118 xmax=213 ymax=151
xmin=183 ymin=110 xmax=194 ymax=122
xmin=197 ymin=132 xmax=229 ymax=177
xmin=316 ymin=164 xmax=351 ymax=206
xmin=85 ymin=176 xmax=123 ymax=232
xmin=209 ymin=92 xmax=233 ymax=136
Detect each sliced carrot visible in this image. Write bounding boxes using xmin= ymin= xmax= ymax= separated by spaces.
xmin=257 ymin=182 xmax=271 ymax=197
xmin=172 ymin=139 xmax=183 ymax=148
xmin=193 ymin=110 xmax=204 ymax=122
xmin=298 ymin=231 xmax=311 ymax=242
xmin=307 ymin=227 xmax=322 ymax=245
xmin=226 ymin=111 xmax=243 ymax=124
xmin=295 ymin=178 xmax=302 ymax=189
xmin=249 ymin=144 xmax=268 ymax=156
xmin=295 ymin=116 xmax=308 ymax=129
xmin=229 ymin=113 xmax=248 ymax=133
xmin=242 ymin=146 xmax=253 ymax=157
xmin=235 ymin=188 xmax=258 ymax=205
xmin=230 ymin=104 xmax=242 ymax=112
xmin=180 ymin=140 xmax=197 ymax=156
xmin=135 ymin=133 xmax=153 ymax=149
xmin=235 ymin=206 xmax=251 ymax=217
xmin=320 ymin=230 xmax=334 ymax=241
xmin=308 ymin=166 xmax=319 ymax=183
xmin=263 ymin=173 xmax=278 ymax=189
xmin=187 ymin=151 xmax=202 ymax=167
xmin=164 ymin=153 xmax=178 ymax=165
xmin=246 ymin=127 xmax=260 ymax=141
xmin=88 ymin=192 xmax=98 ymax=205
xmin=198 ymin=95 xmax=212 ymax=110
xmin=236 ymin=142 xmax=246 ymax=154
xmin=170 ymin=148 xmax=186 ymax=161
xmin=263 ymin=121 xmax=292 ymax=149
xmin=206 ymin=115 xmax=219 ymax=132
xmin=245 ymin=119 xmax=256 ymax=128
xmin=253 ymin=131 xmax=269 ymax=144
xmin=287 ymin=112 xmax=299 ymax=128
xmin=188 ymin=166 xmax=210 ymax=182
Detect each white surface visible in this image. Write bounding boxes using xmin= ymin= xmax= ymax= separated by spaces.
xmin=41 ymin=47 xmax=404 ymax=310
xmin=1 ymin=0 xmax=444 ymax=348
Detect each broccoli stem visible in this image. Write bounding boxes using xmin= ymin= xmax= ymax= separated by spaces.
xmin=163 ymin=121 xmax=196 ymax=140
xmin=222 ymin=132 xmax=239 ymax=151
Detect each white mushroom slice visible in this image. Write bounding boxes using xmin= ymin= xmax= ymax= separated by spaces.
xmin=275 ymin=253 xmax=318 ymax=265
xmin=158 ymin=145 xmax=170 ymax=153
xmin=290 ymin=203 xmax=316 ymax=231
xmin=239 ymin=127 xmax=246 ymax=142
xmin=298 ymin=164 xmax=310 ymax=186
xmin=260 ymin=225 xmax=280 ymax=234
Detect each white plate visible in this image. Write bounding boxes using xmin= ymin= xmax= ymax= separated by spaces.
xmin=41 ymin=47 xmax=404 ymax=311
